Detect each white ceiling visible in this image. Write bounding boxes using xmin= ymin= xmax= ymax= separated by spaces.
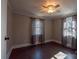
xmin=10 ymin=0 xmax=77 ymax=19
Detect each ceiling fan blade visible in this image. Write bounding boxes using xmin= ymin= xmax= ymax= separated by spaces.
xmin=55 ymin=5 xmax=60 ymax=8
xmin=42 ymin=5 xmax=48 ymax=8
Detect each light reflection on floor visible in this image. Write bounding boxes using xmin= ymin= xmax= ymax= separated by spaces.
xmin=51 ymin=51 xmax=67 ymax=59
xmin=33 ymin=48 xmax=42 ymax=59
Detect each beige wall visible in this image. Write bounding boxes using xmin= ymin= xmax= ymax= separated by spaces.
xmin=12 ymin=14 xmax=32 ymax=46
xmin=12 ymin=14 xmax=53 ymax=46
xmin=7 ymin=10 xmax=63 ymax=55
xmin=44 ymin=20 xmax=53 ymax=42
xmin=52 ymin=19 xmax=63 ymax=44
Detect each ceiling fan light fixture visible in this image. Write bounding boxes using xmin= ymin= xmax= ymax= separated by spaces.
xmin=42 ymin=3 xmax=60 ymax=14
xmin=47 ymin=5 xmax=55 ymax=13
xmin=48 ymin=9 xmax=54 ymax=13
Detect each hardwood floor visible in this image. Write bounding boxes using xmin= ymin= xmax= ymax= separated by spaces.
xmin=9 ymin=42 xmax=77 ymax=59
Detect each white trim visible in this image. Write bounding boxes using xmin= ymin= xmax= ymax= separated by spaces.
xmin=12 ymin=43 xmax=31 ymax=49
xmin=12 ymin=39 xmax=61 ymax=49
xmin=7 ymin=47 xmax=13 ymax=59
xmin=12 ymin=40 xmax=54 ymax=49
xmin=44 ymin=39 xmax=61 ymax=44
xmin=6 ymin=39 xmax=61 ymax=59
xmin=44 ymin=39 xmax=54 ymax=43
xmin=52 ymin=39 xmax=61 ymax=44
xmin=6 ymin=43 xmax=32 ymax=59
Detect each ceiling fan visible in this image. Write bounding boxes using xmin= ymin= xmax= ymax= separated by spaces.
xmin=41 ymin=2 xmax=60 ymax=14
xmin=42 ymin=4 xmax=60 ymax=8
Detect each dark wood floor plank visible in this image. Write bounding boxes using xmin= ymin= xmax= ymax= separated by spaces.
xmin=9 ymin=42 xmax=77 ymax=59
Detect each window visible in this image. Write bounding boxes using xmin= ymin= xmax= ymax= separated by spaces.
xmin=63 ymin=17 xmax=76 ymax=38
xmin=32 ymin=19 xmax=43 ymax=35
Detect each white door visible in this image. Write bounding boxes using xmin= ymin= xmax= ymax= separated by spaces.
xmin=1 ymin=0 xmax=7 ymax=59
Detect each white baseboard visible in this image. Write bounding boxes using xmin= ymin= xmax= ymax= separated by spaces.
xmin=12 ymin=43 xmax=32 ymax=49
xmin=12 ymin=40 xmax=54 ymax=49
xmin=44 ymin=39 xmax=61 ymax=44
xmin=52 ymin=39 xmax=61 ymax=44
xmin=12 ymin=39 xmax=61 ymax=49
xmin=6 ymin=43 xmax=32 ymax=59
xmin=44 ymin=39 xmax=53 ymax=43
xmin=7 ymin=39 xmax=61 ymax=59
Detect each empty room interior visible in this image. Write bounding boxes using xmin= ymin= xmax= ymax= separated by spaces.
xmin=1 ymin=0 xmax=77 ymax=59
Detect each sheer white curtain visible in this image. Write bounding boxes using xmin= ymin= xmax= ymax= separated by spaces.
xmin=31 ymin=18 xmax=44 ymax=44
xmin=32 ymin=19 xmax=43 ymax=35
xmin=63 ymin=17 xmax=76 ymax=38
xmin=63 ymin=16 xmax=77 ymax=49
